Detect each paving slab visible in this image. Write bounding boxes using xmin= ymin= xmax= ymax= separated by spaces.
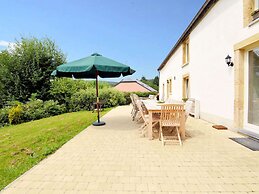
xmin=1 ymin=105 xmax=259 ymax=193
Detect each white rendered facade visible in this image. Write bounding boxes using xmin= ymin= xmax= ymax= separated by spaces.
xmin=159 ymin=0 xmax=259 ymax=134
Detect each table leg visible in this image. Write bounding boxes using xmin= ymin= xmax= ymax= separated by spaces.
xmin=148 ymin=111 xmax=153 ymax=140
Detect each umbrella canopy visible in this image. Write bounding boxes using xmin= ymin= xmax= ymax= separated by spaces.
xmin=51 ymin=53 xmax=135 ymax=126
xmin=52 ymin=53 xmax=135 ymax=79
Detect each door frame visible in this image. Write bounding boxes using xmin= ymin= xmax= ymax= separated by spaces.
xmin=234 ymin=33 xmax=259 ymax=129
xmin=244 ymin=47 xmax=259 ymax=131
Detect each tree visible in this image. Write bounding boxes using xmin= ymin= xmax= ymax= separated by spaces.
xmin=153 ymin=76 xmax=159 ymax=86
xmin=0 ymin=50 xmax=14 ymax=107
xmin=141 ymin=76 xmax=147 ymax=81
xmin=140 ymin=76 xmax=159 ymax=91
xmin=0 ymin=37 xmax=66 ymax=107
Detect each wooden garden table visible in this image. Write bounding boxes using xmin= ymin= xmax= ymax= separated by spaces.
xmin=141 ymin=100 xmax=186 ymax=140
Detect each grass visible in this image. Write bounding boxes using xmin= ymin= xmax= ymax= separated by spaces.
xmin=0 ymin=109 xmax=111 ymax=190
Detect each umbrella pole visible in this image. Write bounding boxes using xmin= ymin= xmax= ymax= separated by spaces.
xmin=96 ymin=72 xmax=100 ymax=123
xmin=93 ymin=71 xmax=105 ymax=126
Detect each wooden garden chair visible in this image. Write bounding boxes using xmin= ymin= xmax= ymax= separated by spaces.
xmin=136 ymin=100 xmax=159 ymax=137
xmin=159 ymin=104 xmax=184 ymax=146
xmin=133 ymin=94 xmax=144 ymax=122
xmin=130 ymin=94 xmax=141 ymax=121
xmin=130 ymin=94 xmax=138 ymax=119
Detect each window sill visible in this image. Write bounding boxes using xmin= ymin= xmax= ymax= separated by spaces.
xmin=249 ymin=17 xmax=259 ymax=27
xmin=251 ymin=9 xmax=259 ymax=22
xmin=182 ymin=62 xmax=189 ymax=68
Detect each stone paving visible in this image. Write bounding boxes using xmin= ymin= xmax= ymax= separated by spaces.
xmin=1 ymin=105 xmax=259 ymax=194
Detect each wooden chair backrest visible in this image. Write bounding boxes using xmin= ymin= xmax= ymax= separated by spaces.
xmin=132 ymin=94 xmax=140 ymax=102
xmin=160 ymin=104 xmax=184 ymax=126
xmin=130 ymin=94 xmax=134 ymax=104
xmin=136 ymin=100 xmax=148 ymax=123
xmin=130 ymin=94 xmax=135 ymax=105
xmin=130 ymin=94 xmax=138 ymax=109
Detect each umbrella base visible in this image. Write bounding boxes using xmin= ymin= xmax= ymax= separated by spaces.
xmin=92 ymin=121 xmax=106 ymax=126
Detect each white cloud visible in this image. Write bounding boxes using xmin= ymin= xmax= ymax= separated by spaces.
xmin=0 ymin=40 xmax=13 ymax=47
xmin=0 ymin=40 xmax=17 ymax=51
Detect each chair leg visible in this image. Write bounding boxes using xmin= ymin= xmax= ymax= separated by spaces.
xmin=140 ymin=123 xmax=148 ymax=137
xmin=152 ymin=121 xmax=158 ymax=127
xmin=133 ymin=110 xmax=138 ymax=121
xmin=136 ymin=114 xmax=143 ymax=122
xmin=131 ymin=106 xmax=134 ymax=116
xmin=152 ymin=122 xmax=159 ymax=133
xmin=142 ymin=125 xmax=147 ymax=137
xmin=160 ymin=126 xmax=164 ymax=146
xmin=176 ymin=127 xmax=182 ymax=146
xmin=135 ymin=112 xmax=143 ymax=122
xmin=158 ymin=126 xmax=161 ymax=140
xmin=139 ymin=122 xmax=145 ymax=131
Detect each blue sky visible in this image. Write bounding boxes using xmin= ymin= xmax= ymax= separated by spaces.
xmin=0 ymin=0 xmax=205 ymax=80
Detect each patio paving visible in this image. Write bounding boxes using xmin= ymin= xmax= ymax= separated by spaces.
xmin=1 ymin=105 xmax=259 ymax=194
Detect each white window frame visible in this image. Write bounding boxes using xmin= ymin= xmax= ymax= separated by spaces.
xmin=185 ymin=42 xmax=189 ymax=63
xmin=182 ymin=38 xmax=190 ymax=66
xmin=255 ymin=0 xmax=259 ymax=10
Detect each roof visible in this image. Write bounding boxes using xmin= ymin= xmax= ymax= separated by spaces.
xmin=119 ymin=77 xmax=135 ymax=82
xmin=116 ymin=78 xmax=157 ymax=92
xmin=158 ymin=0 xmax=218 ymax=71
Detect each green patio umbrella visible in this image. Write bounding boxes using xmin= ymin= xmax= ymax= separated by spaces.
xmin=51 ymin=53 xmax=135 ymax=126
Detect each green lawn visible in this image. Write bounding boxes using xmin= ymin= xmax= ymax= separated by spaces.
xmin=0 ymin=109 xmax=111 ymax=190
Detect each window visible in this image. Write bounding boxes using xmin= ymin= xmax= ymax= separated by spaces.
xmin=186 ymin=42 xmax=190 ymax=63
xmin=182 ymin=75 xmax=190 ymax=99
xmin=167 ymin=78 xmax=172 ymax=99
xmin=253 ymin=0 xmax=259 ymax=21
xmin=243 ymin=0 xmax=259 ymax=26
xmin=182 ymin=38 xmax=190 ymax=66
xmin=162 ymin=83 xmax=165 ymax=101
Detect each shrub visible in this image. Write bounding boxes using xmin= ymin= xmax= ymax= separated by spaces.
xmin=50 ymin=78 xmax=87 ymax=106
xmin=1 ymin=97 xmax=67 ymax=126
xmin=22 ymin=99 xmax=45 ymax=121
xmin=100 ymin=88 xmax=126 ymax=107
xmin=50 ymin=78 xmax=111 ymax=108
xmin=22 ymin=99 xmax=66 ymax=121
xmin=123 ymin=91 xmax=158 ymax=105
xmin=8 ymin=104 xmax=23 ymax=124
xmin=123 ymin=92 xmax=131 ymax=105
xmin=43 ymin=100 xmax=66 ymax=117
xmin=182 ymin=98 xmax=188 ymax=102
xmin=69 ymin=89 xmax=96 ymax=111
xmin=69 ymin=88 xmax=126 ymax=112
xmin=0 ymin=107 xmax=10 ymax=127
xmin=134 ymin=91 xmax=158 ymax=97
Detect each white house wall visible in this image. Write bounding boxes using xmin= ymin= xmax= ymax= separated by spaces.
xmin=159 ymin=0 xmax=259 ymax=129
xmin=159 ymin=48 xmax=183 ymax=100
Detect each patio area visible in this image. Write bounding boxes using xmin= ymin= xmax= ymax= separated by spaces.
xmin=1 ymin=105 xmax=259 ymax=194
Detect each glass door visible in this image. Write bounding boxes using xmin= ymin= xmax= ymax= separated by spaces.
xmin=247 ymin=47 xmax=259 ymax=128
